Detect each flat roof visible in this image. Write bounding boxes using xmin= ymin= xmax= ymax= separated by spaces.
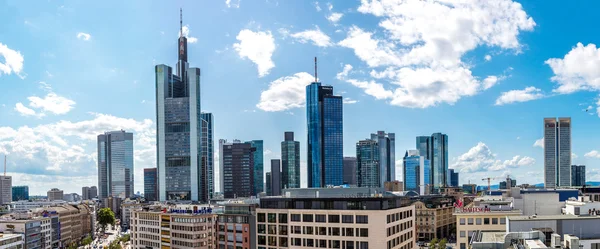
xmin=481 ymin=232 xmax=505 ymax=243
xmin=509 ymin=214 xmax=600 ymax=221
xmin=524 ymin=239 xmax=548 ymax=248
xmin=455 ymin=210 xmax=522 ymax=216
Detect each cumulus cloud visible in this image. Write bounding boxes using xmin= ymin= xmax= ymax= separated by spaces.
xmin=76 ymin=32 xmax=91 ymax=41
xmin=495 ymin=86 xmax=544 ymax=105
xmin=0 ymin=43 xmax=24 ymax=77
xmin=485 ymin=55 xmax=492 ymax=61
xmin=328 ymin=13 xmax=343 ymax=23
xmin=290 ymin=28 xmax=333 ymax=47
xmin=452 ymin=142 xmax=535 ymax=173
xmin=336 ymin=0 xmax=535 ymax=108
xmin=225 ymin=0 xmax=240 ymax=8
xmin=14 ymin=103 xmax=38 ymax=117
xmin=337 ymin=64 xmax=393 ymax=100
xmin=14 ymin=83 xmax=75 ymax=117
xmin=233 ymin=29 xmax=276 ymax=77
xmin=343 ymin=97 xmax=358 ymax=104
xmin=179 ymin=25 xmax=198 ymax=43
xmin=314 ymin=1 xmax=321 ymax=12
xmin=533 ymin=138 xmax=544 ymax=148
xmin=585 ymin=150 xmax=600 ymax=158
xmin=546 ymin=43 xmax=600 ymax=94
xmin=256 ymin=72 xmax=314 ymax=111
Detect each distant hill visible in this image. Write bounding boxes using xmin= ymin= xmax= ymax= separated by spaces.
xmin=586 ymin=181 xmax=600 ymax=186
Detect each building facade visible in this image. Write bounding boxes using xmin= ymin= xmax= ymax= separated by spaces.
xmin=220 ymin=140 xmax=256 ymax=198
xmin=356 ymin=139 xmax=380 ymax=188
xmin=144 ymin=168 xmax=158 ymax=201
xmin=412 ymin=197 xmax=455 ymax=242
xmin=155 ymin=13 xmax=203 ymax=201
xmin=371 ymin=131 xmax=396 ymax=184
xmin=266 ymin=172 xmax=272 ymax=196
xmin=47 ymin=189 xmax=63 ymax=202
xmin=544 ymin=117 xmax=571 ymax=188
xmin=306 ymin=82 xmax=343 ymax=188
xmin=572 ymin=165 xmax=586 ymax=187
xmin=270 ymin=159 xmax=281 ymax=197
xmin=343 ymin=157 xmax=357 ymax=186
xmin=0 ymin=234 xmax=24 ymax=249
xmin=81 ymin=186 xmax=97 ymax=200
xmin=403 ymin=150 xmax=430 ymax=195
xmin=247 ymin=140 xmax=264 ymax=195
xmin=216 ymin=203 xmax=257 ymax=249
xmin=12 ymin=186 xmax=28 ymax=201
xmin=281 ymin=132 xmax=300 ymax=189
xmin=0 ymin=176 xmax=12 ymax=205
xmin=416 ymin=133 xmax=448 ymax=192
xmin=98 ymin=130 xmax=134 ymax=199
xmin=447 ymin=169 xmax=459 ymax=187
xmin=201 ymin=112 xmax=214 ymax=201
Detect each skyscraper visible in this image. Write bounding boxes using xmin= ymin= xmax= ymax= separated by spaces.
xmin=343 ymin=157 xmax=357 ymax=185
xmin=246 ymin=140 xmax=264 ymax=195
xmin=356 ymin=139 xmax=380 ymax=188
xmin=12 ymin=186 xmax=28 ymax=201
xmin=98 ymin=130 xmax=134 ymax=199
xmin=144 ymin=168 xmax=158 ymax=201
xmin=415 ymin=133 xmax=448 ymax=192
xmin=403 ymin=150 xmax=430 ymax=195
xmin=220 ymin=140 xmax=255 ymax=198
xmin=447 ymin=169 xmax=459 ymax=187
xmin=266 ymin=172 xmax=272 ymax=196
xmin=270 ymin=159 xmax=281 ymax=196
xmin=156 ymin=10 xmax=203 ymax=201
xmin=281 ymin=132 xmax=300 ymax=189
xmin=571 ymin=165 xmax=586 ymax=187
xmin=371 ymin=131 xmax=395 ymax=184
xmin=544 ymin=117 xmax=571 ymax=188
xmin=82 ymin=186 xmax=97 ymax=200
xmin=201 ymin=112 xmax=214 ymax=200
xmin=306 ymin=79 xmax=343 ymax=188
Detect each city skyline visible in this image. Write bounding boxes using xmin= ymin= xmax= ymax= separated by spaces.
xmin=3 ymin=1 xmax=600 ymax=195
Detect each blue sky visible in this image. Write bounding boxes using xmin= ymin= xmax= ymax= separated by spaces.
xmin=2 ymin=0 xmax=600 ymax=195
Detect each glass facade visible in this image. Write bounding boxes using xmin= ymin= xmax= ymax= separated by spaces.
xmin=97 ymin=131 xmax=134 ymax=199
xmin=544 ymin=117 xmax=571 ymax=188
xmin=12 ymin=186 xmax=29 ymax=201
xmin=247 ymin=140 xmax=264 ymax=195
xmin=371 ymin=131 xmax=395 ymax=186
xmin=343 ymin=157 xmax=357 ymax=185
xmin=221 ymin=141 xmax=255 ymax=198
xmin=571 ymin=165 xmax=585 ymax=187
xmin=415 ymin=133 xmax=448 ymax=192
xmin=356 ymin=140 xmax=380 ymax=188
xmin=201 ymin=113 xmax=214 ymax=201
xmin=144 ymin=168 xmax=157 ymax=201
xmin=306 ymin=82 xmax=343 ymax=188
xmin=403 ymin=155 xmax=419 ymax=192
xmin=281 ymin=132 xmax=300 ymax=189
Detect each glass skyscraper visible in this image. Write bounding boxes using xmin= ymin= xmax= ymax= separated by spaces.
xmin=12 ymin=186 xmax=28 ymax=201
xmin=143 ymin=168 xmax=157 ymax=201
xmin=415 ymin=133 xmax=448 ymax=192
xmin=155 ymin=12 xmax=204 ymax=201
xmin=220 ymin=140 xmax=255 ymax=198
xmin=356 ymin=139 xmax=380 ymax=188
xmin=281 ymin=132 xmax=300 ymax=189
xmin=201 ymin=112 xmax=214 ymax=200
xmin=571 ymin=165 xmax=585 ymax=187
xmin=544 ymin=117 xmax=571 ymax=188
xmin=306 ymin=82 xmax=343 ymax=188
xmin=343 ymin=157 xmax=357 ymax=185
xmin=97 ymin=130 xmax=134 ymax=199
xmin=247 ymin=140 xmax=264 ymax=195
xmin=371 ymin=131 xmax=395 ymax=185
xmin=403 ymin=150 xmax=430 ymax=195
xmin=447 ymin=169 xmax=459 ymax=187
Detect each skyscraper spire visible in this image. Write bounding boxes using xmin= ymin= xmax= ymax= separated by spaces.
xmin=314 ymin=57 xmax=318 ymax=82
xmin=180 ymin=8 xmax=183 ymax=38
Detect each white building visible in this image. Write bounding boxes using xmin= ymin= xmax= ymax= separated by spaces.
xmin=0 ymin=234 xmax=24 ymax=249
xmin=563 ymin=196 xmax=600 ymax=215
xmin=11 ymin=200 xmax=67 ymax=212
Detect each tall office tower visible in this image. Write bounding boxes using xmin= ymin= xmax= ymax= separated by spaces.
xmin=544 ymin=117 xmax=572 ymax=188
xmin=156 ymin=10 xmax=203 ymax=201
xmin=270 ymin=159 xmax=282 ymax=196
xmin=266 ymin=172 xmax=272 ymax=196
xmin=200 ymin=113 xmax=214 ymax=200
xmin=403 ymin=150 xmax=430 ymax=195
xmin=281 ymin=132 xmax=300 ymax=189
xmin=144 ymin=168 xmax=158 ymax=201
xmin=246 ymin=140 xmax=264 ymax=195
xmin=47 ymin=188 xmax=63 ymax=201
xmin=82 ymin=186 xmax=90 ymax=200
xmin=571 ymin=165 xmax=586 ymax=187
xmin=447 ymin=169 xmax=459 ymax=187
xmin=306 ymin=79 xmax=343 ymax=188
xmin=220 ymin=140 xmax=256 ymax=198
xmin=89 ymin=186 xmax=98 ymax=199
xmin=343 ymin=157 xmax=357 ymax=185
xmin=12 ymin=185 xmax=28 ymax=201
xmin=371 ymin=131 xmax=395 ymax=184
xmin=415 ymin=133 xmax=448 ymax=192
xmin=98 ymin=130 xmax=134 ymax=199
xmin=356 ymin=139 xmax=380 ymax=188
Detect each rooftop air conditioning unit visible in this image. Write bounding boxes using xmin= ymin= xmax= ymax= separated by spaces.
xmin=551 ymin=234 xmax=561 ymax=248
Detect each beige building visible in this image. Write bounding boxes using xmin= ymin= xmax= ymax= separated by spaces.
xmin=0 ymin=234 xmax=23 ymax=249
xmin=257 ymin=188 xmax=416 ymax=249
xmin=454 ymin=196 xmax=521 ymax=249
xmin=39 ymin=204 xmax=93 ymax=247
xmin=0 ymin=176 xmax=11 ymax=205
xmin=385 ymin=181 xmax=404 ymax=192
xmin=130 ymin=205 xmax=217 ymax=249
xmin=46 ymin=189 xmax=63 ymax=202
xmin=413 ymin=197 xmax=455 ymax=242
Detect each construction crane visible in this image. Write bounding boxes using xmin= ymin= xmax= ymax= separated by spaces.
xmin=481 ymin=177 xmax=501 ymax=193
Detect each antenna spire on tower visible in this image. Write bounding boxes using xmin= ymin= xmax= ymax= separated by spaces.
xmin=314 ymin=57 xmax=318 ymax=82
xmin=180 ymin=8 xmax=183 ymax=38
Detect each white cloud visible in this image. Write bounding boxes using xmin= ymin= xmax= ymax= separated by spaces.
xmin=343 ymin=97 xmax=358 ymax=104
xmin=27 ymin=93 xmax=75 ymax=115
xmin=233 ymin=29 xmax=276 ymax=77
xmin=265 ymin=149 xmax=272 ymax=155
xmin=327 ymin=2 xmax=333 ymax=11
xmin=14 ymin=103 xmax=39 ymax=117
xmin=225 ymin=0 xmax=240 ymax=8
xmin=314 ymin=2 xmax=322 ymax=12
xmin=485 ymin=54 xmax=492 ymax=61
xmin=336 ymin=0 xmax=535 ymax=108
xmin=328 ymin=13 xmax=343 ymax=23
xmin=179 ymin=25 xmax=198 ymax=43
xmin=337 ymin=64 xmax=393 ymax=100
xmin=585 ymin=150 xmax=600 ymax=159
xmin=256 ymin=72 xmax=314 ymax=112
xmin=533 ymin=138 xmax=544 ymax=148
xmin=546 ymin=43 xmax=600 ymax=94
xmin=572 ymin=153 xmax=578 ymax=159
xmin=482 ymin=76 xmax=499 ymax=90
xmin=495 ymin=86 xmax=544 ymax=105
xmin=76 ymin=32 xmax=91 ymax=41
xmin=452 ymin=142 xmax=535 ymax=173
xmin=0 ymin=43 xmax=24 ymax=77
xmin=290 ymin=28 xmax=332 ymax=47
xmin=597 ymin=96 xmax=600 ymax=117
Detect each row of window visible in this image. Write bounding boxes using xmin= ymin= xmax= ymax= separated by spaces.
xmin=458 ymin=217 xmax=506 ymax=226
xmin=288 ymin=226 xmax=368 ymax=237
xmin=289 ymin=239 xmax=368 ymax=249
xmin=387 ymin=220 xmax=413 ymax=237
xmin=387 ymin=210 xmax=413 ymax=224
xmin=388 ymin=238 xmax=414 ymax=249
xmin=387 ymin=231 xmax=413 ymax=249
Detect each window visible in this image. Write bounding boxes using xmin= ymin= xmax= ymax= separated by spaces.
xmin=292 ymin=226 xmax=301 ymax=234
xmin=329 ymin=215 xmax=340 ymax=223
xmin=500 ymin=218 xmax=506 ymax=224
xmin=303 ymin=226 xmax=314 ymax=235
xmin=342 ymin=215 xmax=354 ymax=223
xmin=359 ymin=242 xmax=368 ymax=249
xmin=268 ymin=236 xmax=277 ymax=246
xmin=356 ymin=215 xmax=368 ymax=224
xmin=319 ymin=240 xmax=327 ymax=248
xmin=460 ymin=243 xmax=466 ymax=249
xmin=291 ymin=214 xmax=301 ymax=222
xmin=268 ymin=213 xmax=277 ymax=223
xmin=331 ymin=227 xmax=340 ymax=236
xmin=268 ymin=225 xmax=277 ymax=235
xmin=279 ymin=214 xmax=288 ymax=224
xmin=467 ymin=218 xmax=473 ymax=225
xmin=292 ymin=238 xmax=301 ymax=246
xmin=331 ymin=240 xmax=341 ymax=248
xmin=460 ymin=231 xmax=465 ymax=238
xmin=345 ymin=227 xmax=354 ymax=237
xmin=316 ymin=214 xmax=326 ymax=223
xmin=258 ymin=213 xmax=265 ymax=223
xmin=279 ymin=237 xmax=288 ymax=247
xmin=484 ymin=218 xmax=490 ymax=225
xmin=305 ymin=239 xmax=314 ymax=247
xmin=318 ymin=226 xmax=327 ymax=235
xmin=476 ymin=218 xmax=482 ymax=225
xmin=279 ymin=225 xmax=288 ymax=235
xmin=257 ymin=224 xmax=265 ymax=234
xmin=258 ymin=235 xmax=266 ymax=245
xmin=492 ymin=218 xmax=498 ymax=225
xmin=359 ymin=228 xmax=368 ymax=237
xmin=303 ymin=214 xmax=314 ymax=222
xmin=460 ymin=218 xmax=465 ymax=225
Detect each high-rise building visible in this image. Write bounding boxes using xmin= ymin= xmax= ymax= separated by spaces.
xmin=281 ymin=132 xmax=300 ymax=189
xmin=201 ymin=113 xmax=214 ymax=200
xmin=356 ymin=139 xmax=380 ymax=188
xmin=89 ymin=186 xmax=97 ymax=199
xmin=415 ymin=133 xmax=448 ymax=192
xmin=156 ymin=11 xmax=203 ymax=202
xmin=371 ymin=131 xmax=395 ymax=184
xmin=97 ymin=130 xmax=134 ymax=199
xmin=306 ymin=80 xmax=343 ymax=188
xmin=47 ymin=188 xmax=63 ymax=201
xmin=82 ymin=186 xmax=89 ymax=200
xmin=0 ymin=176 xmax=11 ymax=205
xmin=403 ymin=150 xmax=430 ymax=195
xmin=343 ymin=157 xmax=357 ymax=185
xmin=220 ymin=140 xmax=256 ymax=198
xmin=499 ymin=178 xmax=517 ymax=189
xmin=144 ymin=168 xmax=158 ymax=201
xmin=447 ymin=169 xmax=459 ymax=187
xmin=12 ymin=185 xmax=28 ymax=201
xmin=544 ymin=117 xmax=571 ymax=188
xmin=266 ymin=172 xmax=272 ymax=196
xmin=270 ymin=159 xmax=281 ymax=196
xmin=571 ymin=165 xmax=586 ymax=187
xmin=246 ymin=140 xmax=264 ymax=195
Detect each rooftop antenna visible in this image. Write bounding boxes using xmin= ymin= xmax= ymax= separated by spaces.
xmin=314 ymin=57 xmax=318 ymax=82
xmin=180 ymin=8 xmax=183 ymax=38
xmin=3 ymin=155 xmax=6 ymax=176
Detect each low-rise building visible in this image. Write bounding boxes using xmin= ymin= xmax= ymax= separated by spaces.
xmin=216 ymin=202 xmax=257 ymax=249
xmin=412 ymin=196 xmax=455 ymax=242
xmin=46 ymin=189 xmax=63 ymax=202
xmin=121 ymin=202 xmax=145 ymax=231
xmin=470 ymin=231 xmax=546 ymax=249
xmin=0 ymin=213 xmax=50 ymax=249
xmin=257 ymin=188 xmax=416 ymax=249
xmin=36 ymin=204 xmax=93 ymax=247
xmin=0 ymin=234 xmax=24 ymax=249
xmin=11 ymin=201 xmax=67 ymax=212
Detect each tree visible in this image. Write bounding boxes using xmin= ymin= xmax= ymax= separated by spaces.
xmin=120 ymin=234 xmax=130 ymax=242
xmin=108 ymin=240 xmax=122 ymax=249
xmin=82 ymin=236 xmax=93 ymax=246
xmin=429 ymin=238 xmax=438 ymax=249
xmin=97 ymin=208 xmax=116 ymax=234
xmin=438 ymin=238 xmax=447 ymax=249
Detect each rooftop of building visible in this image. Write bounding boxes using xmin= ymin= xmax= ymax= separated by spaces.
xmin=508 ymin=214 xmax=600 ymax=221
xmin=0 ymin=233 xmax=22 ymax=240
xmin=480 ymin=232 xmax=506 ymax=243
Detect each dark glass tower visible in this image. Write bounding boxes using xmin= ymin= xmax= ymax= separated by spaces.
xmin=12 ymin=186 xmax=28 ymax=201
xmin=246 ymin=140 xmax=264 ymax=195
xmin=98 ymin=130 xmax=134 ymax=199
xmin=281 ymin=132 xmax=300 ymax=189
xmin=415 ymin=133 xmax=448 ymax=192
xmin=356 ymin=139 xmax=379 ymax=188
xmin=201 ymin=113 xmax=214 ymax=200
xmin=571 ymin=165 xmax=585 ymax=187
xmin=306 ymin=81 xmax=343 ymax=188
xmin=220 ymin=140 xmax=255 ymax=198
xmin=270 ymin=159 xmax=281 ymax=196
xmin=342 ymin=157 xmax=357 ymax=185
xmin=144 ymin=168 xmax=157 ymax=201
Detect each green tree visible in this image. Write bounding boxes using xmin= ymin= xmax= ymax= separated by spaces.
xmin=108 ymin=240 xmax=122 ymax=249
xmin=82 ymin=235 xmax=93 ymax=245
xmin=120 ymin=234 xmax=130 ymax=242
xmin=67 ymin=243 xmax=78 ymax=249
xmin=97 ymin=208 xmax=116 ymax=234
xmin=429 ymin=238 xmax=438 ymax=249
xmin=438 ymin=238 xmax=447 ymax=249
